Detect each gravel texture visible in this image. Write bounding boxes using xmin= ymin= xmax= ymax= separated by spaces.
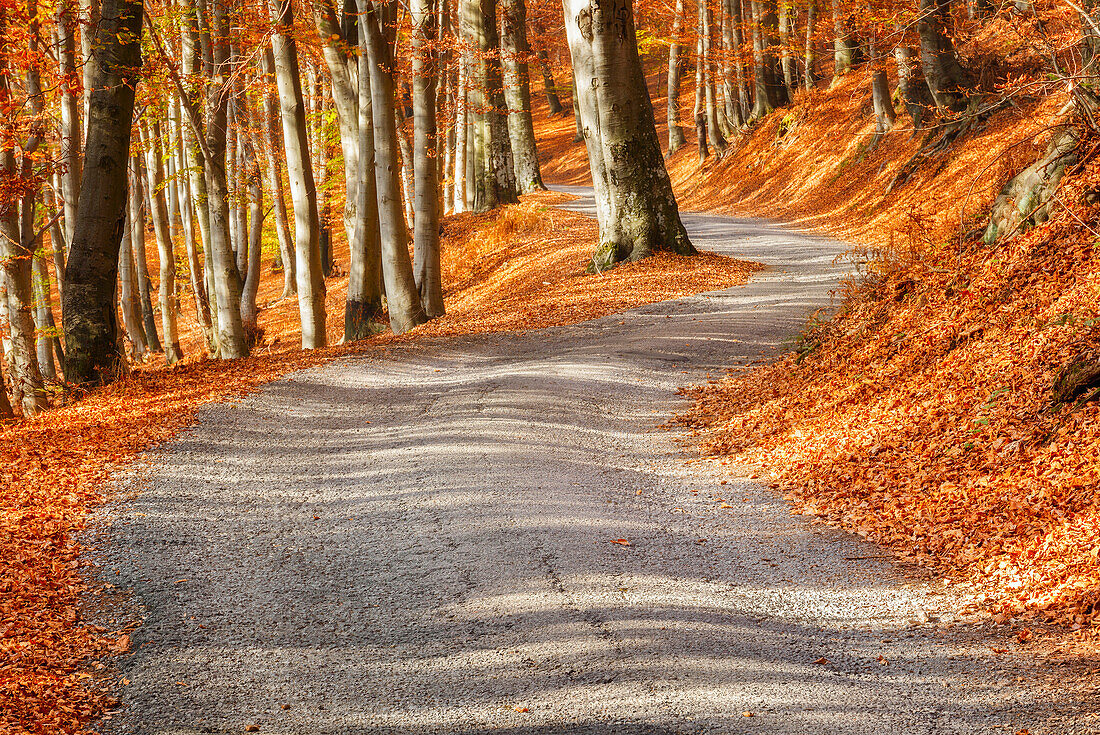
xmin=86 ymin=189 xmax=1100 ymax=734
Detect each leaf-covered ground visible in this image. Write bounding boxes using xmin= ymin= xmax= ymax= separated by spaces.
xmin=674 ymin=152 xmax=1100 ymax=638
xmin=0 ymin=192 xmax=758 ymax=735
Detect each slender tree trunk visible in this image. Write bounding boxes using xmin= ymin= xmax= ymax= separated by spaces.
xmin=259 ymin=50 xmax=296 ymax=299
xmin=117 ymin=215 xmax=147 ymax=359
xmin=805 ymin=0 xmax=818 ymax=88
xmin=702 ymin=0 xmax=727 ymax=153
xmin=694 ymin=0 xmax=710 ymax=159
xmin=720 ymin=0 xmax=743 ymax=130
xmin=141 ymin=120 xmax=183 ymax=364
xmin=535 ymin=46 xmax=565 ymax=114
xmin=240 ymin=120 xmax=264 ymax=339
xmin=411 ymin=0 xmax=446 ymax=318
xmin=129 ymin=158 xmax=161 ymax=352
xmin=203 ymin=0 xmax=250 ymax=358
xmin=31 ymin=235 xmax=58 ymax=381
xmin=346 ymin=0 xmax=386 ymax=340
xmin=272 ymin=0 xmax=327 ymax=349
xmin=562 ymin=0 xmax=696 ymax=270
xmin=501 ymin=0 xmax=547 ymax=193
xmin=667 ymin=0 xmax=688 ymax=155
xmin=61 ymin=0 xmax=143 ymax=384
xmin=364 ymin=0 xmax=429 ymax=333
xmin=453 ymin=51 xmax=469 ymax=213
xmin=57 ymin=0 xmax=83 ymax=264
xmin=779 ymin=0 xmax=796 ymax=93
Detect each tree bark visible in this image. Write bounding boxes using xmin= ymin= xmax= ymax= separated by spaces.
xmin=271 ymin=0 xmax=328 ymax=349
xmin=918 ymin=0 xmax=970 ymax=112
xmin=364 ymin=0 xmax=429 ymax=334
xmin=203 ymin=0 xmax=250 ymax=358
xmin=61 ymin=0 xmax=143 ymax=384
xmin=57 ymin=0 xmax=83 ymax=263
xmin=831 ymin=0 xmax=860 ymax=79
xmin=667 ymin=0 xmax=688 ymax=155
xmin=117 ymin=211 xmax=147 ymax=359
xmin=412 ymin=0 xmax=446 ymax=318
xmin=563 ymin=0 xmax=696 ymax=270
xmin=345 ymin=0 xmax=386 ymax=340
xmin=804 ymin=0 xmax=818 ymax=88
xmin=501 ymin=0 xmax=547 ymax=193
xmin=694 ymin=0 xmax=710 ymax=160
xmin=702 ymin=0 xmax=727 ymax=153
xmin=141 ymin=120 xmax=183 ymax=364
xmin=128 ymin=158 xmax=162 ymax=352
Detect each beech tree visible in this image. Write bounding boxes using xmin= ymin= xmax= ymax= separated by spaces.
xmin=61 ymin=0 xmax=143 ymax=384
xmin=563 ymin=0 xmax=696 ymax=269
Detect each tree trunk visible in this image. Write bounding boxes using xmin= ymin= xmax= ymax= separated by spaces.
xmin=128 ymin=158 xmax=162 ymax=352
xmin=804 ymin=0 xmax=818 ymax=88
xmin=694 ymin=0 xmax=709 ymax=159
xmin=31 ymin=235 xmax=60 ymax=382
xmin=779 ymin=0 xmax=796 ymax=94
xmin=141 ymin=120 xmax=183 ymax=364
xmin=453 ymin=49 xmax=469 ymax=214
xmin=501 ymin=0 xmax=547 ymax=193
xmin=117 ymin=214 xmax=147 ymax=359
xmin=260 ymin=49 xmax=296 ymax=299
xmin=870 ymin=67 xmax=896 ymax=144
xmin=535 ymin=46 xmax=565 ymax=114
xmin=204 ymin=0 xmax=250 ymax=358
xmin=271 ymin=0 xmax=328 ymax=349
xmin=61 ymin=0 xmax=143 ymax=384
xmin=57 ymin=0 xmax=83 ymax=264
xmin=831 ymin=0 xmax=861 ymax=79
xmin=667 ymin=0 xmax=688 ymax=155
xmin=412 ymin=0 xmax=446 ymax=318
xmin=720 ymin=0 xmax=744 ymax=130
xmin=918 ymin=0 xmax=970 ymax=112
xmin=572 ymin=80 xmax=584 ymax=141
xmin=364 ymin=0 xmax=429 ymax=334
xmin=345 ymin=0 xmax=386 ymax=340
xmin=702 ymin=0 xmax=727 ymax=153
xmin=563 ymin=0 xmax=697 ymax=270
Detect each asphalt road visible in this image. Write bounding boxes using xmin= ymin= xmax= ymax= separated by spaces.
xmin=87 ymin=190 xmax=1096 ymax=734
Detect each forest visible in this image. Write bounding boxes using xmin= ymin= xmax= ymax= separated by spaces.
xmin=3 ymin=0 xmax=1100 ymax=731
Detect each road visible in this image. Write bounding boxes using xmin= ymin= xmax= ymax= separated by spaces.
xmin=88 ymin=190 xmax=1089 ymax=734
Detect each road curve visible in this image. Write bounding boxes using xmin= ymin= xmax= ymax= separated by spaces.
xmin=88 ymin=190 xmax=1084 ymax=734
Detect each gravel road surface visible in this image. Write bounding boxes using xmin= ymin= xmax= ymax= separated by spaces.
xmin=87 ymin=190 xmax=1099 ymax=734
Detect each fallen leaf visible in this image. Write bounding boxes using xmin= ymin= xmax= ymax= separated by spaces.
xmin=513 ymin=706 xmax=530 ymax=713
xmin=609 ymin=539 xmax=633 ymax=546
xmin=812 ymin=657 xmax=829 ymax=665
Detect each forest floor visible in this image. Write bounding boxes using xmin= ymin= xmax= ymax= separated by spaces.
xmin=85 ymin=189 xmax=1100 ymax=735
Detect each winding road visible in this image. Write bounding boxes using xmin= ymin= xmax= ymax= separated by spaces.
xmin=89 ymin=190 xmax=1090 ymax=734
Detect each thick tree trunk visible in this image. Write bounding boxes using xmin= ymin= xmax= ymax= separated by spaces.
xmin=667 ymin=0 xmax=688 ymax=155
xmin=831 ymin=0 xmax=861 ymax=79
xmin=918 ymin=0 xmax=971 ymax=112
xmin=563 ymin=0 xmax=696 ymax=270
xmin=61 ymin=0 xmax=143 ymax=384
xmin=412 ymin=0 xmax=446 ymax=318
xmin=346 ymin=0 xmax=386 ymax=340
xmin=272 ymin=0 xmax=327 ymax=349
xmin=501 ymin=0 xmax=547 ymax=193
xmin=870 ymin=68 xmax=897 ymax=143
xmin=364 ymin=0 xmax=428 ymax=334
xmin=467 ymin=0 xmax=520 ymax=212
